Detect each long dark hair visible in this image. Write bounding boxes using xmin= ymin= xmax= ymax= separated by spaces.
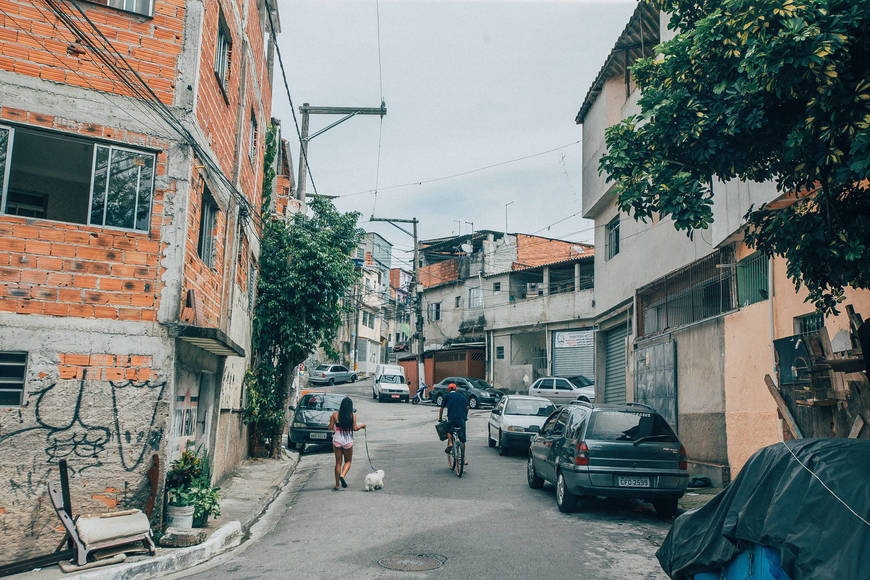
xmin=337 ymin=397 xmax=354 ymax=434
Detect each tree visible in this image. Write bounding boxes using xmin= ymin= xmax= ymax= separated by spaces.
xmin=244 ymin=197 xmax=363 ymax=455
xmin=599 ymin=0 xmax=870 ymax=314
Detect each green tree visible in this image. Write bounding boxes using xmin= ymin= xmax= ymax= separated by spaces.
xmin=244 ymin=197 xmax=362 ymax=455
xmin=599 ymin=0 xmax=870 ymax=314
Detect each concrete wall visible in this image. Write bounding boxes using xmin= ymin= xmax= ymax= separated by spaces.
xmin=0 ymin=314 xmax=171 ymax=566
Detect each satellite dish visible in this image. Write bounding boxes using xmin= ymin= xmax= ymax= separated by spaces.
xmin=460 ymin=243 xmax=473 ymax=253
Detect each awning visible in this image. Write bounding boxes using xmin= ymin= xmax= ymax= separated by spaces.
xmin=177 ymin=326 xmax=245 ymax=357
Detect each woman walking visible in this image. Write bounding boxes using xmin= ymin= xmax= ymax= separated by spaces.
xmin=328 ymin=397 xmax=366 ymax=490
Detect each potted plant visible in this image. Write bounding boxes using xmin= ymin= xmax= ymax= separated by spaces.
xmin=191 ymin=486 xmax=221 ymax=527
xmin=164 ymin=449 xmax=202 ymax=529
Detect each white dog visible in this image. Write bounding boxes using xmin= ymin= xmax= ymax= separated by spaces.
xmin=364 ymin=469 xmax=385 ymax=491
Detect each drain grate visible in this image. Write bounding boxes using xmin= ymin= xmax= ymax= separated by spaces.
xmin=378 ymin=554 xmax=447 ymax=571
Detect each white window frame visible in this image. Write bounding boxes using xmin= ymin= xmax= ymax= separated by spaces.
xmin=605 ymin=216 xmax=620 ymax=260
xmin=214 ymin=11 xmax=232 ymax=92
xmin=427 ymin=302 xmax=441 ymax=322
xmin=86 ymin=0 xmax=154 ymax=18
xmin=197 ymin=189 xmax=219 ymax=268
xmin=248 ymin=110 xmax=258 ymax=161
xmin=468 ymin=287 xmax=482 ymax=308
xmin=0 ymin=125 xmax=156 ymax=234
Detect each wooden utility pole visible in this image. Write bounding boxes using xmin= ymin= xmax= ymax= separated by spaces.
xmin=369 ymin=216 xmax=424 ymax=381
xmin=296 ymin=102 xmax=387 ymax=206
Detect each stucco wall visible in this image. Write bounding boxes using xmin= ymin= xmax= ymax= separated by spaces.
xmin=0 ymin=314 xmax=171 ymax=566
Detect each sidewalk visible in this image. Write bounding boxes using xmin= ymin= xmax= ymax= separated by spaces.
xmin=9 ymin=451 xmax=299 ymax=580
xmin=679 ymin=486 xmax=724 ymax=512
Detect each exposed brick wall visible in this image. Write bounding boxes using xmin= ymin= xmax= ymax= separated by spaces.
xmin=515 ymin=234 xmax=594 ymax=268
xmin=420 ymin=259 xmax=459 ymax=288
xmin=0 ymin=0 xmax=182 ymax=104
xmin=0 ymin=110 xmax=168 ymax=320
xmin=180 ymin=170 xmax=225 ymax=328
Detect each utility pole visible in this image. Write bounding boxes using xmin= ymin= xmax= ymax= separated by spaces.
xmin=369 ymin=216 xmax=424 ymax=383
xmin=296 ymin=102 xmax=387 ymax=206
xmin=352 ymin=281 xmax=361 ymax=371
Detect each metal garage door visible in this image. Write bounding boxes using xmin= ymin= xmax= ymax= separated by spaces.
xmin=603 ymin=324 xmax=627 ymax=403
xmin=635 ymin=339 xmax=677 ymax=428
xmin=552 ymin=329 xmax=594 ymax=379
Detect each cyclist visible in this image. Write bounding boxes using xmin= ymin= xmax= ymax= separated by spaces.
xmin=438 ymin=383 xmax=469 ymax=465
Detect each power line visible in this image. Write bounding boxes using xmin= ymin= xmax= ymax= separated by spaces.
xmin=263 ymin=0 xmax=318 ymax=196
xmin=334 ymin=140 xmax=581 ymax=199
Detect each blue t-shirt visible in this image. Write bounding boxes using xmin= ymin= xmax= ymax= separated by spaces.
xmin=442 ymin=390 xmax=468 ymax=422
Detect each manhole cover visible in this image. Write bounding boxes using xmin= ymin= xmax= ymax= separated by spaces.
xmin=378 ymin=554 xmax=446 ymax=571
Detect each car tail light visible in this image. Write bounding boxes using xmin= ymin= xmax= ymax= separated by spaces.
xmin=678 ymin=444 xmax=687 ymax=470
xmin=575 ymin=441 xmax=589 ymax=466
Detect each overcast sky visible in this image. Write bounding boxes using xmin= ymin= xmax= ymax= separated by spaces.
xmin=274 ymin=0 xmax=636 ymax=269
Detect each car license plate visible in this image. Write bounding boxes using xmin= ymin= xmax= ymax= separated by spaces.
xmin=391 ymin=394 xmax=400 ymax=398
xmin=309 ymin=432 xmax=327 ymax=440
xmin=618 ymin=476 xmax=650 ymax=488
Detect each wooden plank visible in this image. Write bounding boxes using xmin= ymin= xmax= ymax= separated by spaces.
xmin=794 ymin=399 xmax=837 ymax=407
xmin=848 ymin=414 xmax=865 ymax=439
xmin=765 ymin=374 xmax=803 ymax=439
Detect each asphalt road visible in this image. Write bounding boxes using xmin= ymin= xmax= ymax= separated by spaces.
xmin=184 ymin=378 xmax=671 ymax=579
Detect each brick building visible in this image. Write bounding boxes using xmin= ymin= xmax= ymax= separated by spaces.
xmin=0 ymin=0 xmax=282 ymax=563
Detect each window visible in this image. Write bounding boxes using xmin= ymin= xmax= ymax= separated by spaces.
xmin=427 ymin=302 xmax=441 ymax=322
xmin=87 ymin=0 xmax=153 ymax=17
xmin=493 ymin=282 xmax=501 ymax=292
xmin=795 ymin=312 xmax=824 ymax=336
xmin=539 ymin=379 xmax=555 ymax=390
xmin=248 ymin=110 xmax=258 ymax=161
xmin=455 ymin=296 xmax=461 ymax=308
xmin=0 ymin=351 xmax=26 ymax=407
xmin=737 ymin=251 xmax=769 ymax=307
xmin=197 ymin=188 xmax=218 ymax=268
xmin=553 ymin=409 xmax=569 ymax=435
xmin=214 ymin=11 xmax=232 ymax=93
xmin=605 ymin=216 xmax=620 ymax=260
xmin=356 ymin=247 xmax=365 ymax=259
xmin=468 ymin=287 xmax=481 ymax=308
xmin=496 ymin=346 xmax=505 ymax=359
xmin=555 ymin=379 xmax=573 ymax=391
xmin=247 ymin=257 xmax=257 ymax=312
xmin=0 ymin=126 xmax=156 ymax=232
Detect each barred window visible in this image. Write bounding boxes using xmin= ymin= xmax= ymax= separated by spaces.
xmin=605 ymin=216 xmax=620 ymax=260
xmin=737 ymin=251 xmax=769 ymax=307
xmin=0 ymin=352 xmax=27 ymax=407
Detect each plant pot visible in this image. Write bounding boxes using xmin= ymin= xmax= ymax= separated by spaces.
xmin=166 ymin=504 xmax=194 ymax=529
xmin=192 ymin=512 xmax=208 ymax=528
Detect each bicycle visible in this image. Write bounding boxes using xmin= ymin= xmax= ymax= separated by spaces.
xmin=441 ymin=422 xmax=465 ymax=478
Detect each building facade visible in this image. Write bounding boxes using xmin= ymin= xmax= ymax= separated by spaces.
xmin=577 ymin=3 xmax=870 ymax=484
xmin=0 ymin=0 xmax=279 ymax=563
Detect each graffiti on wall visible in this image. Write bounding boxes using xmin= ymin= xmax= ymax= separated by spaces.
xmin=0 ymin=377 xmax=166 ymax=474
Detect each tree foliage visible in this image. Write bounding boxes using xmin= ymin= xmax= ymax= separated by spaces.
xmin=260 ymin=123 xmax=278 ymax=213
xmin=244 ymin=197 xmax=362 ymax=453
xmin=600 ymin=0 xmax=870 ymax=314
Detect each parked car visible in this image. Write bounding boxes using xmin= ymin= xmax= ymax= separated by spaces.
xmin=487 ymin=396 xmax=556 ymax=455
xmin=527 ymin=402 xmax=688 ymax=516
xmin=528 ymin=376 xmax=595 ymax=405
xmin=308 ymin=364 xmax=357 ymax=386
xmin=373 ymin=364 xmax=408 ymax=402
xmin=287 ymin=392 xmax=346 ymax=451
xmin=429 ymin=377 xmax=504 ymax=408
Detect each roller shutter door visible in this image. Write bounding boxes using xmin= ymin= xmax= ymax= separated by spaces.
xmin=603 ymin=324 xmax=627 ymax=403
xmin=552 ymin=329 xmax=594 ymax=379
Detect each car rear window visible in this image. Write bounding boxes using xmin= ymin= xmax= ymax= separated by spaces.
xmin=587 ymin=410 xmax=677 ymax=442
xmin=299 ymin=394 xmax=343 ymax=411
xmin=315 ymin=365 xmax=330 ymax=371
xmin=379 ymin=375 xmax=404 ymax=383
xmin=504 ymin=399 xmax=555 ymax=416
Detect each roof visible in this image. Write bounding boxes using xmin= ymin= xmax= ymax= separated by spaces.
xmin=575 ymin=2 xmax=660 ymax=124
xmin=484 ymin=254 xmax=594 ymax=278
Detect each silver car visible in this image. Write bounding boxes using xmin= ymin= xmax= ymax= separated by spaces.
xmin=308 ymin=364 xmax=357 ymax=386
xmin=487 ymin=395 xmax=556 ymax=455
xmin=528 ymin=376 xmax=595 ymax=406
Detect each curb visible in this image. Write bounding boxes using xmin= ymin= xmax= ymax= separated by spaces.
xmin=68 ymin=453 xmax=300 ymax=580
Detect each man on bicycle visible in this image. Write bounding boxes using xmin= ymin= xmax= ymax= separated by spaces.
xmin=438 ymin=383 xmax=469 ymax=464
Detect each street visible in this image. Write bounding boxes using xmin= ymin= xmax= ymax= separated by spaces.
xmin=183 ymin=378 xmax=670 ymax=579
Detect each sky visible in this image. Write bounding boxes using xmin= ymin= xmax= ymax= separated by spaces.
xmin=273 ymin=0 xmax=636 ymax=269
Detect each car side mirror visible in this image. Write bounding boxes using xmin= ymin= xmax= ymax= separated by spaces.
xmin=288 ymin=405 xmax=296 ymax=412
xmin=492 ymin=409 xmax=501 ymax=415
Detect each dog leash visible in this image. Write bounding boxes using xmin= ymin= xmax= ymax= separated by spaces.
xmin=362 ymin=427 xmax=378 ymax=471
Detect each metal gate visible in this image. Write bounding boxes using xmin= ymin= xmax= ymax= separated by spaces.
xmin=635 ymin=339 xmax=677 ymax=428
xmin=552 ymin=329 xmax=594 ymax=379
xmin=603 ymin=324 xmax=627 ymax=403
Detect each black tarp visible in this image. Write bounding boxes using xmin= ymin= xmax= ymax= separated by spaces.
xmin=657 ymin=438 xmax=870 ymax=579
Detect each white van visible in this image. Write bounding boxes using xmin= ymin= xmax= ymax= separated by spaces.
xmin=373 ymin=364 xmax=408 ymax=402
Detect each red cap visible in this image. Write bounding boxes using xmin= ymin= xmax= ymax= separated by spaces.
xmin=448 ymin=383 xmax=457 ymax=391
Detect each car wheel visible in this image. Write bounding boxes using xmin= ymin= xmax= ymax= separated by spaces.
xmin=488 ymin=426 xmax=496 ymax=448
xmin=468 ymin=396 xmax=479 ymax=409
xmin=297 ymin=443 xmax=305 ymax=455
xmin=577 ymin=396 xmax=590 ymax=403
xmin=497 ymin=430 xmax=509 ymax=456
xmin=527 ymin=456 xmax=544 ymax=489
xmin=351 ymin=375 xmax=357 ymax=383
xmin=287 ymin=435 xmax=296 ymax=450
xmin=328 ymin=378 xmax=335 ymax=386
xmin=372 ymin=388 xmax=377 ymax=399
xmin=653 ymin=497 xmax=679 ymax=519
xmin=556 ymin=472 xmax=577 ymax=513
xmin=435 ymin=394 xmax=444 ymax=406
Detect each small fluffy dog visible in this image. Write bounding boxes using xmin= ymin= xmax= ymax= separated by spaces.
xmin=364 ymin=469 xmax=385 ymax=491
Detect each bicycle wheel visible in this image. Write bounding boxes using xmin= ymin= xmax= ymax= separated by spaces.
xmin=447 ymin=439 xmax=456 ymax=470
xmin=454 ymin=442 xmax=464 ymax=477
